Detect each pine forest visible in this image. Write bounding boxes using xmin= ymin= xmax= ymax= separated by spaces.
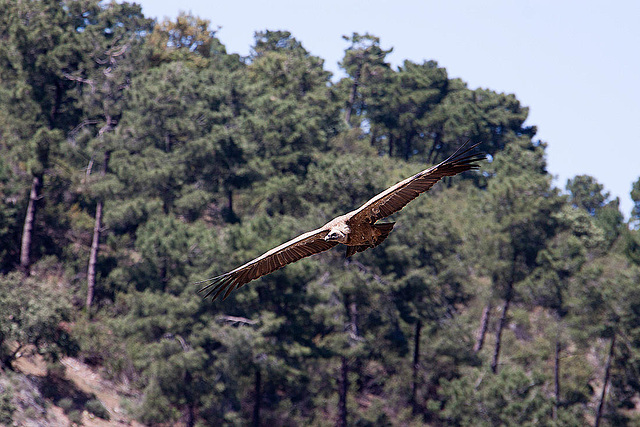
xmin=1 ymin=2 xmax=640 ymax=426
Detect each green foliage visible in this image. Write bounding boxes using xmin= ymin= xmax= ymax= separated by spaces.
xmin=138 ymin=376 xmax=181 ymax=424
xmin=85 ymin=398 xmax=110 ymax=420
xmin=567 ymin=175 xmax=624 ymax=246
xmin=481 ymin=139 xmax=563 ymax=299
xmin=57 ymin=396 xmax=74 ymax=413
xmin=339 ymin=32 xmax=393 ymax=128
xmin=524 ymin=204 xmax=605 ymax=310
xmin=567 ymin=175 xmax=609 ymax=216
xmin=0 ymin=155 xmax=23 ymax=270
xmin=625 ymin=226 xmax=640 ymax=266
xmin=632 ymin=177 xmax=640 ymax=224
xmin=148 ymin=12 xmax=225 ymax=67
xmin=133 ymin=214 xmax=194 ymax=293
xmin=0 ymin=271 xmax=75 ymax=366
xmin=0 ymin=381 xmax=15 ymax=425
xmin=438 ymin=366 xmax=583 ymax=426
xmin=67 ymin=409 xmax=83 ymax=425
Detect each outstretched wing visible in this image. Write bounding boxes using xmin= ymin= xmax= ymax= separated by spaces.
xmin=349 ymin=142 xmax=485 ymax=225
xmin=198 ymin=228 xmax=338 ymax=301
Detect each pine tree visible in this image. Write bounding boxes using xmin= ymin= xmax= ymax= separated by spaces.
xmin=339 ymin=33 xmax=392 ymax=127
xmin=481 ymin=139 xmax=563 ymax=374
xmin=0 ymin=0 xmax=81 ymax=270
xmin=571 ymin=253 xmax=640 ymax=426
xmin=625 ymin=177 xmax=640 ymax=264
xmin=631 ymin=177 xmax=640 ymax=224
xmin=0 ymin=272 xmax=74 ymax=368
xmin=147 ymin=12 xmax=226 ymax=68
xmin=63 ymin=1 xmax=152 ymax=313
xmin=366 ymin=60 xmax=449 ymax=159
xmin=524 ymin=205 xmax=605 ymax=418
xmin=567 ymin=175 xmax=624 ymax=246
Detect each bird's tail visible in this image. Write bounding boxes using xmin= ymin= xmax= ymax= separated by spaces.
xmin=344 ymin=222 xmax=395 ymax=258
xmin=373 ymin=222 xmax=395 ymax=247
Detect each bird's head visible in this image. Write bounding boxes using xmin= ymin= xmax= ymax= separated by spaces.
xmin=324 ymin=225 xmax=349 ymax=243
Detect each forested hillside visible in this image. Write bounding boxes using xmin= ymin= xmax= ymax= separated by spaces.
xmin=2 ymin=2 xmax=640 ymax=426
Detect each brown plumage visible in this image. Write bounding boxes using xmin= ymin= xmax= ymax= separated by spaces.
xmin=198 ymin=141 xmax=485 ymax=301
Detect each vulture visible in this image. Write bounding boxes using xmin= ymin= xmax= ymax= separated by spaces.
xmin=198 ymin=142 xmax=484 ymax=301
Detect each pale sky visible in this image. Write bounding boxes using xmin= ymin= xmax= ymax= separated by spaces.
xmin=133 ymin=0 xmax=640 ymax=218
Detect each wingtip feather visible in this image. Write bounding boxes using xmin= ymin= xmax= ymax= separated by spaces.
xmin=197 ymin=273 xmax=236 ymax=301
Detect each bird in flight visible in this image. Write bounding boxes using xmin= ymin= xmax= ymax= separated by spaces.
xmin=198 ymin=142 xmax=484 ymax=301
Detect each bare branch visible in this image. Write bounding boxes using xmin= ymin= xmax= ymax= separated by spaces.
xmin=69 ymin=119 xmax=100 ymax=137
xmin=63 ymin=72 xmax=96 ymax=93
xmin=217 ymin=315 xmax=258 ymax=325
xmin=162 ymin=333 xmax=192 ymax=352
xmin=85 ymin=158 xmax=94 ymax=180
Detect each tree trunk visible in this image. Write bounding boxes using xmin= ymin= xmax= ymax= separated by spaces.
xmin=183 ymin=367 xmax=196 ymax=427
xmin=554 ymin=338 xmax=561 ymax=420
xmin=474 ymin=302 xmax=492 ymax=353
xmin=337 ymin=295 xmax=357 ymax=427
xmin=411 ymin=319 xmax=422 ymax=414
xmin=369 ymin=126 xmax=377 ymax=147
xmin=86 ymin=152 xmax=109 ymax=315
xmin=349 ymin=300 xmax=358 ymax=337
xmin=344 ymin=65 xmax=361 ymax=126
xmin=338 ymin=355 xmax=348 ymax=427
xmin=595 ymin=333 xmax=616 ymax=427
xmin=404 ymin=134 xmax=412 ymax=160
xmin=253 ymin=367 xmax=261 ymax=427
xmin=86 ymin=200 xmax=102 ymax=314
xmin=226 ymin=188 xmax=238 ymax=222
xmin=49 ymin=81 xmax=63 ymax=127
xmin=491 ymin=285 xmax=512 ymax=374
xmin=186 ymin=403 xmax=195 ymax=427
xmin=20 ymin=175 xmax=42 ymax=270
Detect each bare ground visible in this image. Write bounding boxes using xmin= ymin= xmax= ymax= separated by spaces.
xmin=10 ymin=351 xmax=143 ymax=427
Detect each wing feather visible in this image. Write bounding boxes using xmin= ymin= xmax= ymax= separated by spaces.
xmin=349 ymin=141 xmax=485 ymax=225
xmin=198 ymin=227 xmax=338 ymax=301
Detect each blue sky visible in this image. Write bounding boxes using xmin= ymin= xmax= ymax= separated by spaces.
xmin=133 ymin=0 xmax=640 ymax=217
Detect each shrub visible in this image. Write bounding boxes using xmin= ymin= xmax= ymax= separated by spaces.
xmin=57 ymin=397 xmax=74 ymax=413
xmin=85 ymin=398 xmax=110 ymax=420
